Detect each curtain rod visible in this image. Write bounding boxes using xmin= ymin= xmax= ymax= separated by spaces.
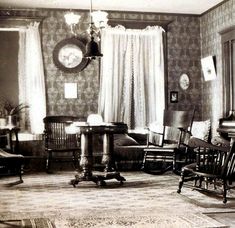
xmin=109 ymin=18 xmax=173 ymax=30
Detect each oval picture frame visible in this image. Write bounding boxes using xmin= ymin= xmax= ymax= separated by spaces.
xmin=179 ymin=73 xmax=190 ymax=90
xmin=53 ymin=37 xmax=90 ymax=73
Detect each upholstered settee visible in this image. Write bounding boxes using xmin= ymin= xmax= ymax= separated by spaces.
xmin=113 ymin=133 xmax=148 ymax=170
xmin=111 ymin=119 xmax=212 ymax=171
xmin=91 ymin=132 xmax=147 ymax=171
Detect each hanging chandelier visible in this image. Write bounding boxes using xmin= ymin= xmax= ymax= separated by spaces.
xmin=64 ymin=0 xmax=108 ymax=59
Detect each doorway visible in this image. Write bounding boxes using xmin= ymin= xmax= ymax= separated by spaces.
xmin=0 ymin=31 xmax=19 ymax=116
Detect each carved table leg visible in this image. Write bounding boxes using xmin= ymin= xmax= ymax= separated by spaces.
xmin=101 ymin=133 xmax=126 ymax=184
xmin=80 ymin=133 xmax=93 ymax=179
xmin=102 ymin=133 xmax=115 ymax=172
xmin=70 ymin=133 xmax=106 ymax=187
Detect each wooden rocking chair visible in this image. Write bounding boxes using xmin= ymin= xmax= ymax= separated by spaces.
xmin=177 ymin=137 xmax=235 ymax=203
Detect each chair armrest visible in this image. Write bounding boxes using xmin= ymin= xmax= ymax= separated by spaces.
xmin=211 ymin=136 xmax=230 ymax=148
xmin=188 ymin=137 xmax=229 ymax=152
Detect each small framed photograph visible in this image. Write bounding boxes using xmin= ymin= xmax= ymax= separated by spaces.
xmin=170 ymin=91 xmax=178 ymax=103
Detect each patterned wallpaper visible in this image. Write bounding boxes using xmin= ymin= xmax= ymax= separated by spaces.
xmin=167 ymin=16 xmax=201 ymax=119
xmin=200 ymin=0 xmax=235 ymax=136
xmin=0 ymin=8 xmax=202 ymax=120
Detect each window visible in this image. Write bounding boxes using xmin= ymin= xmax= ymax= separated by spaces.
xmin=220 ymin=26 xmax=235 ymax=116
xmin=98 ymin=25 xmax=166 ymax=129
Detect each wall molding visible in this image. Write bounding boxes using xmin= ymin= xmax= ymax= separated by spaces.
xmin=0 ymin=16 xmax=45 ymax=28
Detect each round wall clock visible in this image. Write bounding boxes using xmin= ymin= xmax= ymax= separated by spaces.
xmin=53 ymin=37 xmax=90 ymax=73
xmin=179 ymin=73 xmax=190 ymax=90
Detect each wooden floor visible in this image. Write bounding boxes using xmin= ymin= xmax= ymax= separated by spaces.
xmin=206 ymin=211 xmax=235 ymax=227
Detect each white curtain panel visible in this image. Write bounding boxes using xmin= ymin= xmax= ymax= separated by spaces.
xmin=99 ymin=25 xmax=165 ymax=129
xmin=18 ymin=31 xmax=27 ymax=130
xmin=99 ymin=26 xmax=127 ymax=124
xmin=18 ymin=22 xmax=46 ymax=134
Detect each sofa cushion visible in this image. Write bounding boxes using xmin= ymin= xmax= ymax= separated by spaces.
xmin=128 ymin=133 xmax=147 ymax=145
xmin=114 ymin=134 xmax=139 ymax=146
xmin=191 ymin=119 xmax=211 ymax=142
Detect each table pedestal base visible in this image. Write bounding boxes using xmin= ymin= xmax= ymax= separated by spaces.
xmin=69 ymin=125 xmax=127 ymax=187
xmin=69 ymin=172 xmax=126 ymax=187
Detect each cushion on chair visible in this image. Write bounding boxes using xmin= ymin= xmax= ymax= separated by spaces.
xmin=191 ymin=119 xmax=211 ymax=142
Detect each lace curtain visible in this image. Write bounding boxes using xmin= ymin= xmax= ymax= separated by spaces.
xmin=98 ymin=25 xmax=165 ymax=129
xmin=18 ymin=22 xmax=46 ymax=134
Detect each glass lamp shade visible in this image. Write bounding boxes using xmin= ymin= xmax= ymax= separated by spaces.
xmin=91 ymin=10 xmax=108 ymax=28
xmin=87 ymin=114 xmax=103 ymax=125
xmin=64 ymin=12 xmax=81 ymax=26
xmin=84 ymin=36 xmax=103 ymax=59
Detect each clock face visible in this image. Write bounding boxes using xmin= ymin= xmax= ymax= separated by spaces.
xmin=179 ymin=73 xmax=190 ymax=90
xmin=53 ymin=37 xmax=90 ymax=73
xmin=58 ymin=44 xmax=83 ymax=68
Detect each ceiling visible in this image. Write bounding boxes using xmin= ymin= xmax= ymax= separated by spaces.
xmin=0 ymin=0 xmax=224 ymax=15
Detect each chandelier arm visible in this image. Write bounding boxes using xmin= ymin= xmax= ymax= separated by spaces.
xmin=71 ymin=24 xmax=76 ymax=37
xmin=63 ymin=0 xmax=104 ymax=59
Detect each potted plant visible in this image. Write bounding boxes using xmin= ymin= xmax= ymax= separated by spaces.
xmin=4 ymin=102 xmax=29 ymax=126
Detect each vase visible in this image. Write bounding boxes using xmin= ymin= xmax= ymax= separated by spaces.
xmin=7 ymin=115 xmax=17 ymax=127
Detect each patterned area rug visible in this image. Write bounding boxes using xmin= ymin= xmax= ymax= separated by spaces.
xmin=0 ymin=171 xmax=234 ymax=227
xmin=0 ymin=218 xmax=55 ymax=228
xmin=54 ymin=213 xmax=225 ymax=228
xmin=0 ymin=214 xmax=225 ymax=228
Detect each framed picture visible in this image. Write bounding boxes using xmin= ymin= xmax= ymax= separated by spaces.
xmin=53 ymin=37 xmax=90 ymax=73
xmin=64 ymin=83 xmax=77 ymax=99
xmin=170 ymin=91 xmax=178 ymax=103
xmin=201 ymin=56 xmax=216 ymax=81
xmin=179 ymin=73 xmax=190 ymax=90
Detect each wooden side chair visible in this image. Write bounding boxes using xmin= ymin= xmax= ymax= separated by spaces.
xmin=177 ymin=137 xmax=235 ymax=203
xmin=43 ymin=116 xmax=81 ymax=173
xmin=142 ymin=109 xmax=194 ymax=174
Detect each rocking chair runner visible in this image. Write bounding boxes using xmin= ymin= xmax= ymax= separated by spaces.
xmin=177 ymin=137 xmax=235 ymax=203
